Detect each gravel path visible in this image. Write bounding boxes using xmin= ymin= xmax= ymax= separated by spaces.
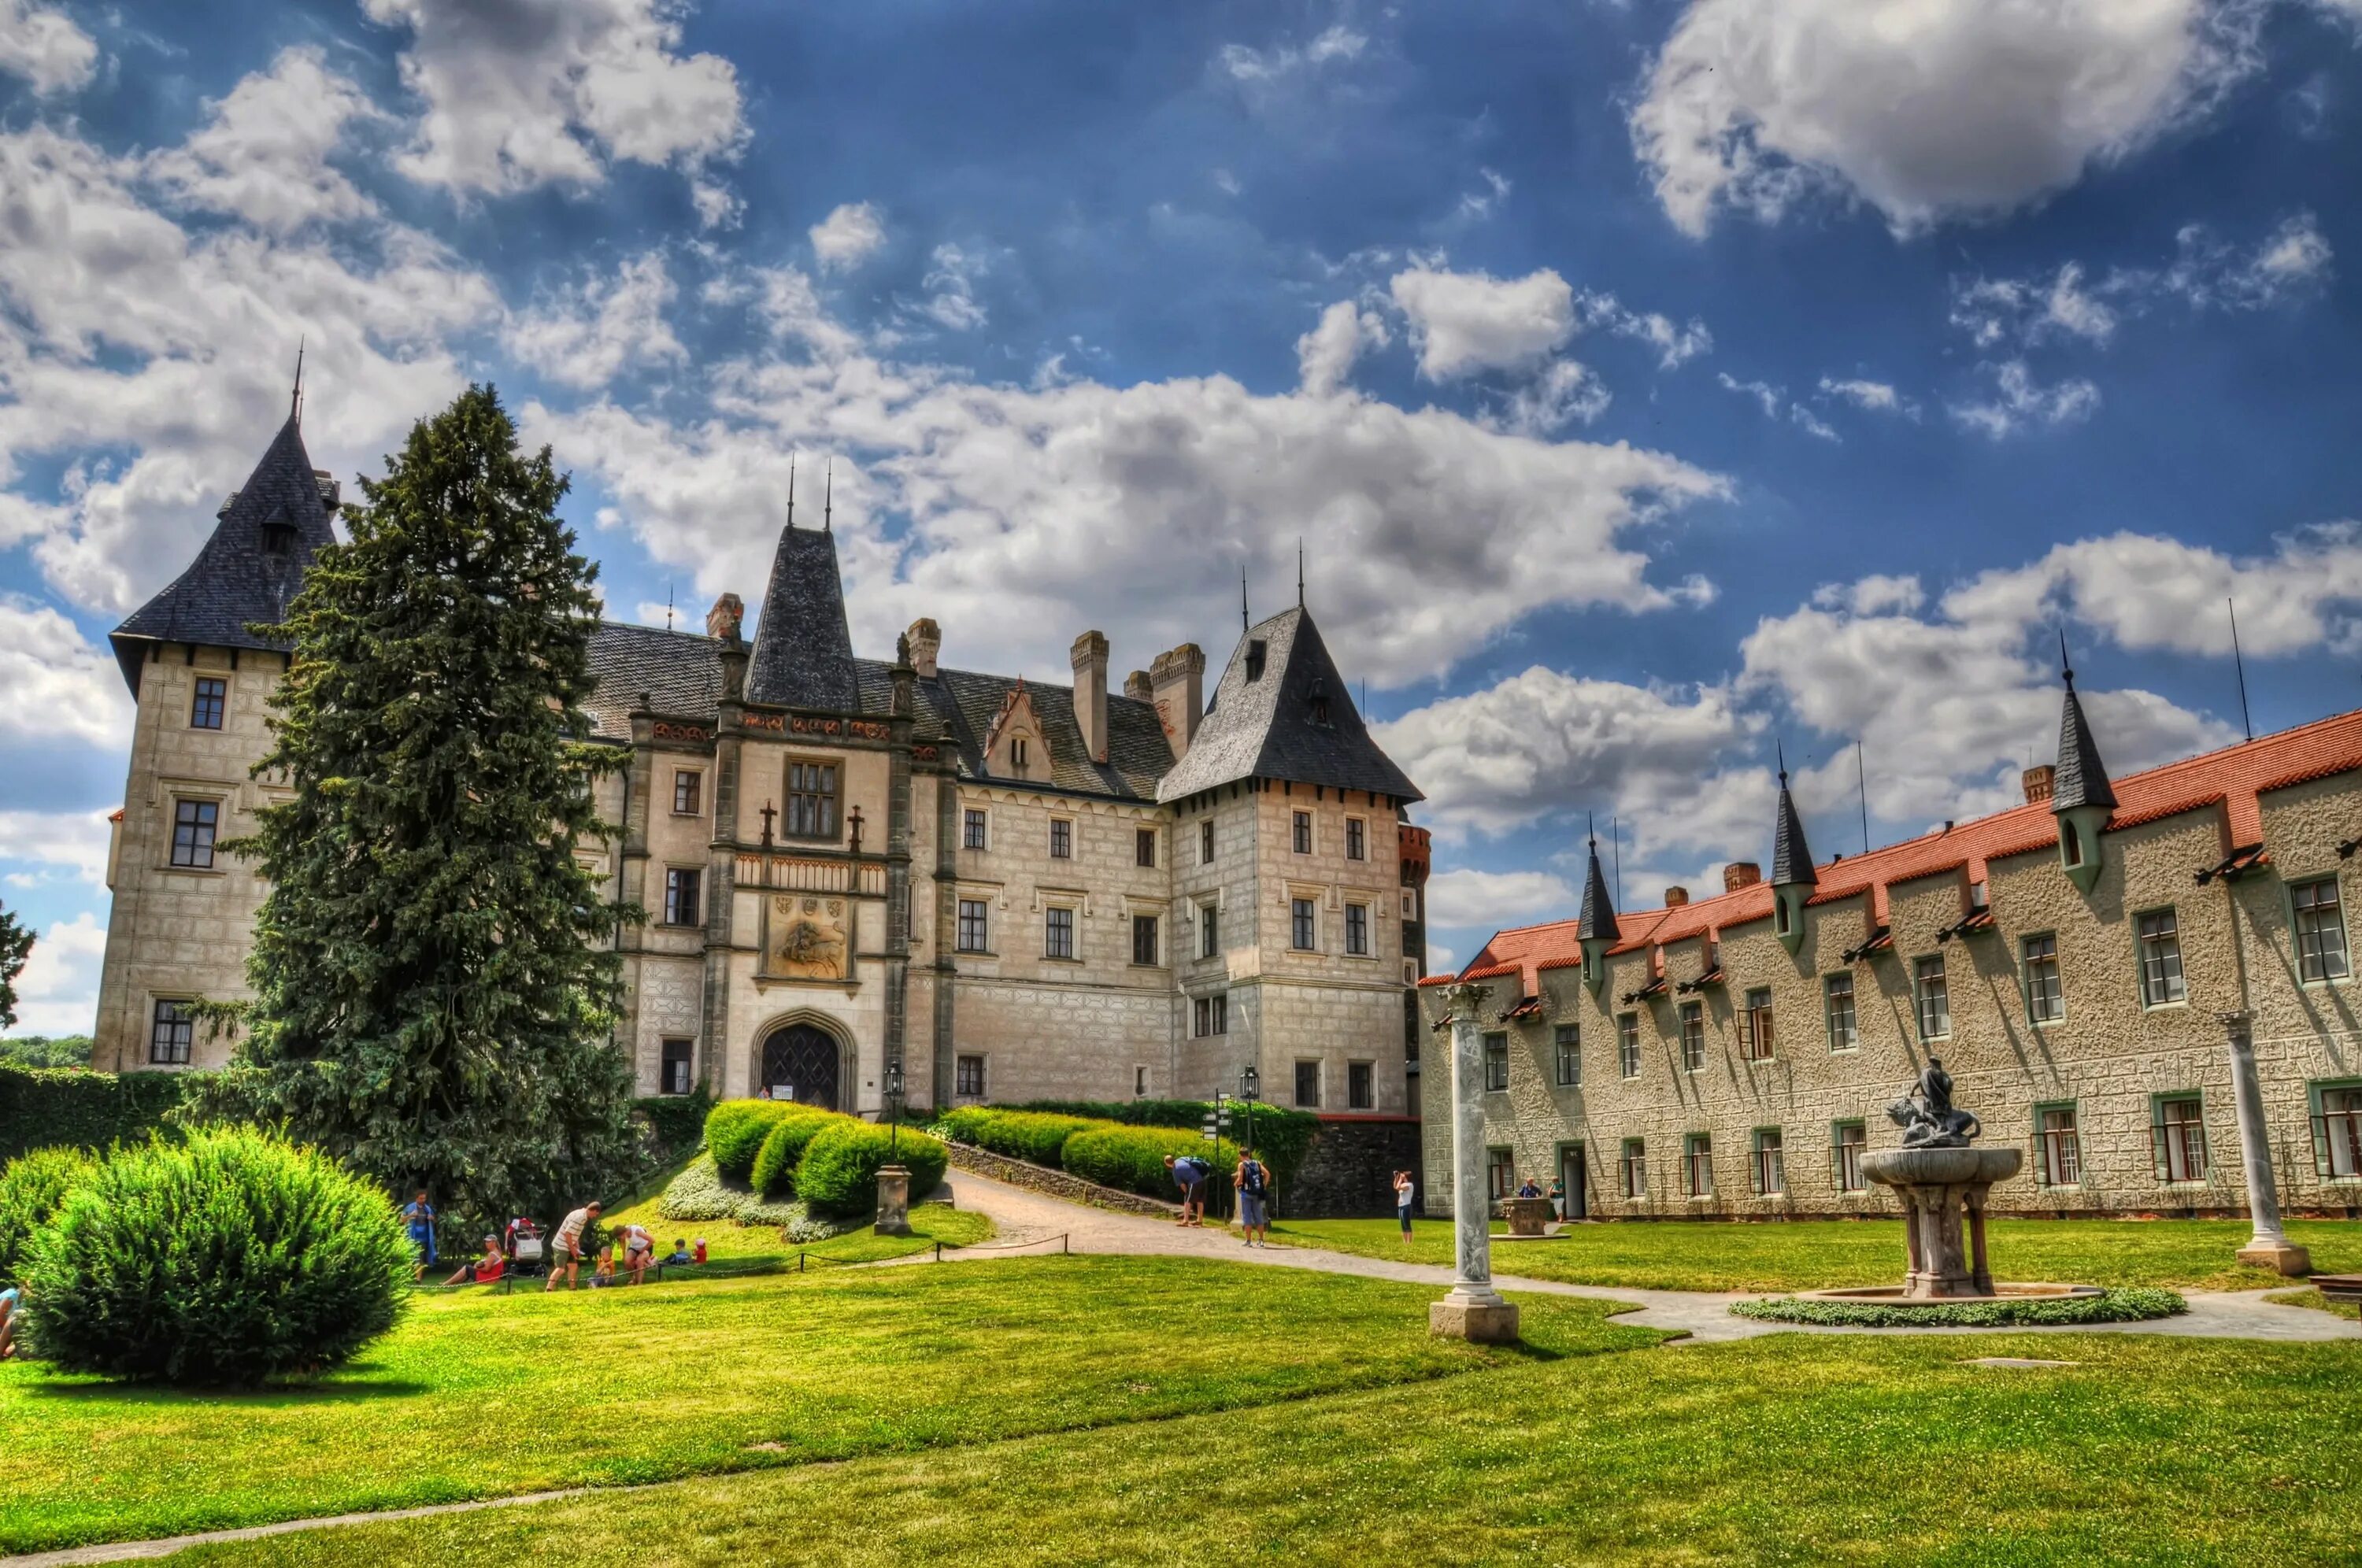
xmin=915 ymin=1170 xmax=2362 ymax=1345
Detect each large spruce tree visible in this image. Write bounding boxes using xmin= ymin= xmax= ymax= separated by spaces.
xmin=211 ymin=385 xmax=637 ymax=1227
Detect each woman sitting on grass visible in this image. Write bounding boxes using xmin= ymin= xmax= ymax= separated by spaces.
xmin=0 ymin=1285 xmax=20 ymax=1360
xmin=442 ymin=1236 xmax=506 ymax=1287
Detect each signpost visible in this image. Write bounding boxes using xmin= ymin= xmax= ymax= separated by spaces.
xmin=1203 ymin=1093 xmax=1233 ymax=1222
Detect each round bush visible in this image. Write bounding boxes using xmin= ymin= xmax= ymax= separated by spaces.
xmin=749 ymin=1109 xmax=840 ymax=1198
xmin=22 ymin=1128 xmax=413 ymax=1385
xmin=796 ymin=1122 xmax=949 ymax=1217
xmin=0 ymin=1147 xmax=95 ymax=1285
xmin=705 ymin=1100 xmax=805 ymax=1180
xmin=1061 ymin=1126 xmax=1236 ymax=1201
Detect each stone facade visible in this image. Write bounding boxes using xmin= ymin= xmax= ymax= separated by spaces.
xmin=1420 ymin=706 xmax=2362 ymax=1222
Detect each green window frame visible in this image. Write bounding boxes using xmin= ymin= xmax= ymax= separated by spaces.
xmin=2034 ymin=1101 xmax=2082 ymax=1187
xmin=2022 ymin=932 xmax=2064 ymax=1025
xmin=1823 ymin=972 xmax=1857 ymax=1052
xmin=2290 ymin=876 xmax=2353 ymax=984
xmin=2309 ymin=1078 xmax=2362 ymax=1179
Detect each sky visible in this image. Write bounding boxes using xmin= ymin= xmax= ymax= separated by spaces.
xmin=5 ymin=0 xmax=2362 ymax=1034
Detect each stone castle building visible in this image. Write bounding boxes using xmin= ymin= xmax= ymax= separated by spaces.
xmin=92 ymin=413 xmax=1433 ymax=1160
xmin=1420 ymin=675 xmax=2362 ymax=1220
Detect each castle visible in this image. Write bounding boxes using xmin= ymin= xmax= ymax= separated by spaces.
xmin=91 ymin=412 xmax=1434 ymax=1182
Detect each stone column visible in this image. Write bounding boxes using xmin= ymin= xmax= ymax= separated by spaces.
xmin=1430 ymin=983 xmax=1518 ymax=1343
xmin=2222 ymin=1009 xmax=2310 ymax=1276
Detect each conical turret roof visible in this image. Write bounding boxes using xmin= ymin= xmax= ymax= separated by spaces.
xmin=1771 ymin=763 xmax=1816 ymax=886
xmin=2053 ymin=664 xmax=2117 ymax=812
xmin=1575 ymin=834 xmax=1617 ymax=941
xmin=745 ymin=522 xmax=860 ymax=712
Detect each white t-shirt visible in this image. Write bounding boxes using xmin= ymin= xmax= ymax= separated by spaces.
xmin=556 ymin=1207 xmax=593 ymax=1252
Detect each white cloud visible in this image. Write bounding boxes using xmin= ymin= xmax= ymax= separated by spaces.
xmin=2158 ymin=211 xmax=2334 ymax=308
xmin=809 ymin=202 xmax=886 ymax=272
xmin=361 ymin=0 xmax=744 ymax=198
xmin=1717 ymin=373 xmax=1841 ymax=441
xmin=1217 ymin=24 xmax=1368 ymax=86
xmin=1389 ymin=265 xmax=1575 ymax=380
xmin=1632 ymin=0 xmax=2257 ymax=237
xmin=1426 ymin=868 xmax=1575 ymax=930
xmin=0 ymin=0 xmax=97 ymax=95
xmin=504 ymin=250 xmax=685 ymax=390
xmin=748 ymin=265 xmax=861 ymax=359
xmin=2 ymin=910 xmax=104 ymax=1037
xmin=1575 ymin=292 xmax=1712 ymax=369
xmin=148 ymin=47 xmax=385 ymax=233
xmin=1456 ymin=168 xmax=1512 ymax=223
xmin=1949 ymin=360 xmax=2101 ymax=438
xmin=1489 ymin=359 xmax=1611 ymax=436
xmin=0 ymin=597 xmax=134 ymax=747
xmin=0 ymin=807 xmax=113 ymax=886
xmin=1818 ymin=377 xmax=1919 ymax=418
xmin=916 ymin=244 xmax=987 ymax=332
xmin=1295 ymin=300 xmax=1390 ymax=398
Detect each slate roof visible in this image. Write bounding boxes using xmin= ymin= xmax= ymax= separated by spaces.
xmin=109 ymin=413 xmax=339 ymax=692
xmin=1575 ymin=838 xmax=1616 ymax=942
xmin=585 ymin=623 xmax=726 ymax=738
xmin=1770 ymin=769 xmax=1817 ymax=886
xmin=746 ymin=525 xmax=861 ymax=711
xmin=924 ymin=668 xmax=1171 ymax=801
xmin=1155 ymin=606 xmax=1422 ymax=804
xmin=2053 ymin=671 xmax=2118 ymax=812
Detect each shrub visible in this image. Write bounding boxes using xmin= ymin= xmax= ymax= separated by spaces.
xmin=1016 ymin=1098 xmax=1316 ymax=1193
xmin=935 ymin=1108 xmax=1097 ymax=1167
xmin=657 ymin=1155 xmax=745 ymax=1222
xmin=1729 ymin=1287 xmax=2186 ymax=1329
xmin=632 ymin=1089 xmax=713 ymax=1167
xmin=1061 ymin=1125 xmax=1236 ymax=1202
xmin=22 ymin=1127 xmax=413 ymax=1384
xmin=0 ymin=1147 xmax=95 ymax=1285
xmin=705 ymin=1100 xmax=807 ymax=1180
xmin=749 ymin=1109 xmax=840 ymax=1198
xmin=795 ymin=1122 xmax=950 ymax=1217
xmin=0 ymin=1065 xmax=198 ymax=1166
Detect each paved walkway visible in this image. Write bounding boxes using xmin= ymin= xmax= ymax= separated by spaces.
xmin=909 ymin=1170 xmax=2361 ymax=1344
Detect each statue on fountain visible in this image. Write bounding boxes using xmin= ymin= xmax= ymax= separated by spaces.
xmin=1886 ymin=1057 xmax=1983 ymax=1148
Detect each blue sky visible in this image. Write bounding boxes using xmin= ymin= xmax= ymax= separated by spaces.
xmin=6 ymin=0 xmax=2362 ymax=1030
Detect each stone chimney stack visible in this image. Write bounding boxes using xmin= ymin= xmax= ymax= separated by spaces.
xmin=1723 ymin=862 xmax=1761 ymax=892
xmin=2021 ymin=764 xmax=2056 ymax=804
xmin=1149 ymin=642 xmax=1205 ymax=761
xmin=905 ymin=617 xmax=940 ymax=679
xmin=1124 ymin=669 xmax=1153 ymax=703
xmin=1663 ymin=886 xmax=1690 ymax=908
xmin=1072 ymin=630 xmax=1109 ymax=764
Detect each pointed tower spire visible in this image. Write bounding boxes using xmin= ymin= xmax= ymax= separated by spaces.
xmin=1770 ymin=742 xmax=1816 ymax=888
xmin=1575 ymin=815 xmax=1617 ymax=941
xmin=1241 ymin=564 xmax=1249 ymax=633
xmin=2052 ymin=634 xmax=2116 ymax=811
xmin=822 ymin=457 xmax=833 ymax=533
xmin=291 ymin=337 xmax=305 ymax=423
xmin=1297 ymin=538 xmax=1305 ymax=608
xmin=785 ymin=452 xmax=798 ymax=531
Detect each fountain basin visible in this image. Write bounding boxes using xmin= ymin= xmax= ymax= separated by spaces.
xmin=1859 ymin=1145 xmax=2022 ymax=1187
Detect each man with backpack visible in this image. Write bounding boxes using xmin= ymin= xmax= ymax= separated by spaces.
xmin=1234 ymin=1147 xmax=1272 ymax=1248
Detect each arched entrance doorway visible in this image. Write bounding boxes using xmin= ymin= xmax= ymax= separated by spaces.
xmin=759 ymin=1023 xmax=842 ymax=1111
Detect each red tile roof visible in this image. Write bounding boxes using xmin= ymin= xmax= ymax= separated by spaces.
xmin=1441 ymin=707 xmax=2362 ymax=989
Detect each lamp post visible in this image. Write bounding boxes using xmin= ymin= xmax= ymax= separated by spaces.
xmin=1238 ymin=1063 xmax=1259 ymax=1161
xmin=875 ymin=1057 xmax=912 ymax=1237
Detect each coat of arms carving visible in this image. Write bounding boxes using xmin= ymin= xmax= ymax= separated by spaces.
xmin=769 ymin=894 xmax=849 ymax=980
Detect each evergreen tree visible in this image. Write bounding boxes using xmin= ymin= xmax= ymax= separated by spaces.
xmin=205 ymin=386 xmax=638 ymax=1229
xmin=0 ymin=901 xmax=31 ymax=1033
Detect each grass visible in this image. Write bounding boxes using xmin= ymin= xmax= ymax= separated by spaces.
xmin=2265 ymin=1285 xmax=2362 ymax=1321
xmin=589 ymin=1185 xmax=995 ymax=1269
xmin=0 ymin=1256 xmax=1647 ymax=1554
xmin=172 ymin=1331 xmax=2362 ymax=1566
xmin=1270 ymin=1215 xmax=2362 ymax=1292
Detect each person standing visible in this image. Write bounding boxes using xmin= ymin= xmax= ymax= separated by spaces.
xmin=1547 ymin=1171 xmax=1568 ymax=1223
xmin=1233 ymin=1147 xmax=1272 ymax=1248
xmin=402 ymin=1189 xmax=438 ymax=1280
xmin=544 ymin=1200 xmax=602 ymax=1292
xmin=1394 ymin=1170 xmax=1416 ymax=1241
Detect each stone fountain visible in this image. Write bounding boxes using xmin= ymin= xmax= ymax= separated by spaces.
xmin=1805 ymin=1060 xmax=2099 ymax=1308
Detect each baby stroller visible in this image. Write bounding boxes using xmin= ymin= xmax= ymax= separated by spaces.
xmin=505 ymin=1219 xmax=546 ymax=1278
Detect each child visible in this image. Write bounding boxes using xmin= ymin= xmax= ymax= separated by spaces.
xmin=587 ymin=1245 xmax=618 ymax=1288
xmin=664 ymin=1239 xmax=693 ymax=1266
xmin=692 ymin=1237 xmax=709 ymax=1264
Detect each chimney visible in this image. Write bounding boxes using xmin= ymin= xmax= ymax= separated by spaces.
xmin=1124 ymin=669 xmax=1153 ymax=703
xmin=2021 ymin=764 xmax=2056 ymax=804
xmin=1149 ymin=642 xmax=1205 ymax=761
xmin=705 ymin=593 xmax=745 ymax=643
xmin=1664 ymin=886 xmax=1690 ymax=908
xmin=1723 ymin=861 xmax=1761 ymax=892
xmin=905 ymin=617 xmax=940 ymax=679
xmin=1071 ymin=630 xmax=1109 ymax=763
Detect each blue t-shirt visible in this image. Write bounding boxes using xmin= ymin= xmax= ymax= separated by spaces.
xmin=1172 ymin=1158 xmax=1208 ymax=1186
xmin=403 ymin=1201 xmax=435 ymax=1239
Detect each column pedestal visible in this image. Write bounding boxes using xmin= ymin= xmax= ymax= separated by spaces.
xmin=873 ymin=1164 xmax=912 ymax=1237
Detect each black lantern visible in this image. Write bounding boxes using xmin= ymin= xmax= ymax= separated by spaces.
xmin=883 ymin=1057 xmax=905 ymax=1157
xmin=1238 ymin=1063 xmax=1259 ymax=1153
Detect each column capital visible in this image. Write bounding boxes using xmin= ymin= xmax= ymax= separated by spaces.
xmin=2215 ymin=1008 xmax=2255 ymax=1039
xmin=1438 ymin=980 xmax=1493 ymax=1017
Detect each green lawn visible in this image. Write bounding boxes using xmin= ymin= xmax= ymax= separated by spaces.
xmin=587 ymin=1189 xmax=994 ymax=1269
xmin=176 ymin=1331 xmax=2362 ymax=1566
xmin=1270 ymin=1215 xmax=2362 ymax=1292
xmin=0 ymin=1257 xmax=1646 ymax=1554
xmin=2267 ymin=1286 xmax=2362 ymax=1321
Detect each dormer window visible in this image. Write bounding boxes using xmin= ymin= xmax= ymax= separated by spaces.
xmin=1245 ymin=641 xmax=1267 ymax=682
xmin=1308 ymin=677 xmax=1331 ymax=727
xmin=261 ymin=512 xmax=298 ymax=557
xmin=2060 ymin=819 xmax=2083 ymax=867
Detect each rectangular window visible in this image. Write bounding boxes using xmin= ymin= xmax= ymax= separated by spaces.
xmin=1049 ymin=819 xmax=1072 ymax=859
xmin=1201 ymin=818 xmax=1215 ymax=864
xmin=2038 ymin=1105 xmax=2082 ymax=1187
xmin=1833 ymin=1121 xmax=1867 ymax=1193
xmin=1045 ymin=906 xmax=1075 ymax=960
xmin=2157 ymin=1095 xmax=2208 ymax=1183
xmin=1132 ymin=913 xmax=1160 ymax=966
xmin=1345 ymin=902 xmax=1369 ymax=956
xmin=1135 ymin=827 xmax=1157 ymax=868
xmin=1483 ymin=1031 xmax=1509 ymax=1093
xmin=1199 ymin=902 xmax=1220 ymax=960
xmin=1914 ymin=956 xmax=1950 ymax=1040
xmin=2318 ymin=1086 xmax=2362 ymax=1179
xmin=1295 ymin=1060 xmax=1321 ymax=1108
xmin=787 ymin=761 xmax=839 ymax=838
xmin=190 ymin=676 xmax=226 ymax=730
xmin=1349 ymin=1061 xmax=1374 ymax=1110
xmin=149 ymin=999 xmax=193 ymax=1066
xmin=1683 ymin=1133 xmax=1713 ymax=1197
xmin=956 ymin=1055 xmax=987 ymax=1098
xmin=1824 ymin=973 xmax=1858 ymax=1052
xmin=2023 ymin=934 xmax=2063 ymax=1023
xmin=1209 ymin=993 xmax=1227 ymax=1035
xmin=1487 ymin=1147 xmax=1515 ymax=1201
xmin=962 ymin=808 xmax=988 ymax=851
xmin=169 ymin=798 xmax=219 ymax=868
xmin=663 ymin=867 xmax=702 ymax=926
xmin=1012 ymin=738 xmax=1028 ymax=770
xmin=957 ymin=898 xmax=990 ymax=953
xmin=1617 ymin=1013 xmax=1642 ymax=1078
xmin=1292 ymin=811 xmax=1312 ymax=854
xmin=1554 ymin=1024 xmax=1581 ymax=1087
xmin=1346 ymin=818 xmax=1366 ymax=860
xmin=1739 ymin=987 xmax=1775 ymax=1062
xmin=672 ymin=771 xmax=702 ymax=815
xmin=661 ymin=1039 xmax=694 ymax=1095
xmin=1621 ymin=1138 xmax=1647 ymax=1198
xmin=1751 ymin=1128 xmax=1786 ymax=1196
xmin=1291 ymin=897 xmax=1316 ymax=951
xmin=2137 ymin=910 xmax=2186 ymax=1006
xmin=1679 ymin=1001 xmax=1705 ymax=1073
xmin=2294 ymin=878 xmax=2352 ymax=983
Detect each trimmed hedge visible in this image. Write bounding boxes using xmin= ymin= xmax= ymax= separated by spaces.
xmin=1014 ymin=1097 xmax=1316 ymax=1193
xmin=0 ymin=1066 xmax=199 ymax=1166
xmin=749 ymin=1109 xmax=839 ymax=1199
xmin=935 ymin=1108 xmax=1098 ymax=1167
xmin=705 ymin=1100 xmax=813 ymax=1180
xmin=0 ymin=1147 xmax=95 ymax=1286
xmin=1062 ymin=1125 xmax=1238 ymax=1202
xmin=795 ymin=1122 xmax=949 ymax=1217
xmin=632 ymin=1089 xmax=713 ymax=1168
xmin=23 ymin=1128 xmax=413 ymax=1384
xmin=1730 ymin=1288 xmax=2187 ymax=1329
